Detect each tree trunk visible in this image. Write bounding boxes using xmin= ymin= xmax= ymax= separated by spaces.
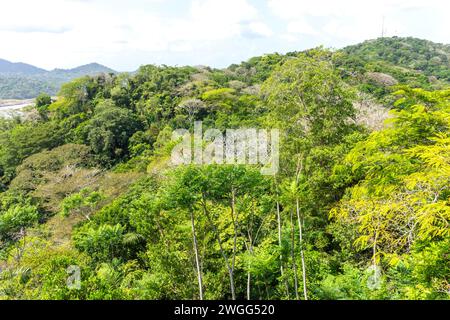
xmin=247 ymin=270 xmax=251 ymax=300
xmin=190 ymin=209 xmax=204 ymax=300
xmin=245 ymin=239 xmax=256 ymax=300
xmin=290 ymin=209 xmax=299 ymax=300
xmin=294 ymin=155 xmax=308 ymax=300
xmin=296 ymin=199 xmax=308 ymax=300
xmin=277 ymin=200 xmax=289 ymax=298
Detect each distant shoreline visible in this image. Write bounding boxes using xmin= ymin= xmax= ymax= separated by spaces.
xmin=0 ymin=99 xmax=34 ymax=117
xmin=0 ymin=98 xmax=34 ymax=107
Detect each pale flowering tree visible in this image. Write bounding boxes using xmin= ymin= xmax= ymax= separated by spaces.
xmin=176 ymin=98 xmax=207 ymax=123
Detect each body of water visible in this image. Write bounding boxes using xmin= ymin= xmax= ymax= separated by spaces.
xmin=0 ymin=100 xmax=34 ymax=118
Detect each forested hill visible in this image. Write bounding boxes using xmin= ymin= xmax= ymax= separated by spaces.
xmin=341 ymin=37 xmax=450 ymax=80
xmin=0 ymin=61 xmax=115 ymax=99
xmin=0 ymin=37 xmax=449 ymax=300
xmin=222 ymin=36 xmax=450 ymax=102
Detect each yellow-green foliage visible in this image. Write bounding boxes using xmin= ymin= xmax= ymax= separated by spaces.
xmin=331 ymin=88 xmax=450 ymax=261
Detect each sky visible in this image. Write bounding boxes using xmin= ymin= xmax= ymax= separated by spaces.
xmin=0 ymin=0 xmax=449 ymax=71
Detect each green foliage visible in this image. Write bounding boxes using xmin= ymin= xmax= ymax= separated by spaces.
xmin=60 ymin=188 xmax=104 ymax=220
xmin=76 ymin=102 xmax=143 ymax=164
xmin=335 ymin=37 xmax=450 ymax=103
xmin=0 ymin=38 xmax=449 ymax=300
xmin=331 ymin=88 xmax=450 ymax=291
xmin=0 ymin=195 xmax=39 ymax=245
xmin=0 ymin=120 xmax=65 ymax=183
xmin=35 ymin=93 xmax=52 ymax=119
xmin=7 ymin=144 xmax=97 ymax=214
xmin=342 ymin=37 xmax=450 ymax=81
xmin=263 ymin=48 xmax=358 ymax=146
xmin=74 ymin=224 xmax=128 ymax=262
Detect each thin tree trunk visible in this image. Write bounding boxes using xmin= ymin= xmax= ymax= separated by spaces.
xmin=190 ymin=209 xmax=203 ymax=300
xmin=294 ymin=155 xmax=308 ymax=300
xmin=247 ymin=270 xmax=251 ymax=300
xmin=296 ymin=199 xmax=308 ymax=300
xmin=373 ymin=227 xmax=379 ymax=267
xmin=277 ymin=200 xmax=290 ymax=298
xmin=245 ymin=239 xmax=255 ymax=300
xmin=290 ymin=209 xmax=299 ymax=300
xmin=257 ymin=277 xmax=263 ymax=299
xmin=243 ymin=200 xmax=259 ymax=301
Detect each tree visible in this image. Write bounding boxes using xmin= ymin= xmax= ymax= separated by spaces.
xmin=74 ymin=224 xmax=126 ymax=262
xmin=0 ymin=196 xmax=39 ymax=246
xmin=262 ymin=49 xmax=360 ymax=300
xmin=0 ymin=121 xmax=64 ymax=182
xmin=176 ymin=98 xmax=207 ymax=123
xmin=60 ymin=188 xmax=104 ymax=221
xmin=77 ymin=101 xmax=143 ymax=164
xmin=35 ymin=93 xmax=53 ymax=119
xmin=161 ymin=167 xmax=206 ymax=300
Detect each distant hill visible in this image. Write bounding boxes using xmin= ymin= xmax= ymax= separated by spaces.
xmin=0 ymin=58 xmax=47 ymax=75
xmin=340 ymin=37 xmax=450 ymax=81
xmin=0 ymin=60 xmax=116 ymax=99
xmin=50 ymin=63 xmax=116 ymax=77
xmin=331 ymin=37 xmax=450 ymax=100
xmin=221 ymin=37 xmax=449 ymax=104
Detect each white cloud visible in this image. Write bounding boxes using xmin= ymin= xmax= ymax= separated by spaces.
xmin=268 ymin=0 xmax=450 ymax=44
xmin=169 ymin=0 xmax=270 ymax=42
xmin=287 ymin=19 xmax=319 ymax=36
xmin=280 ymin=33 xmax=299 ymax=42
xmin=0 ymin=0 xmax=275 ymax=70
xmin=0 ymin=0 xmax=448 ymax=71
xmin=268 ymin=0 xmax=432 ymax=18
xmin=241 ymin=21 xmax=274 ymax=38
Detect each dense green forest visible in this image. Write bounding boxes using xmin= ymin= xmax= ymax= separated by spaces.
xmin=0 ymin=37 xmax=448 ymax=300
